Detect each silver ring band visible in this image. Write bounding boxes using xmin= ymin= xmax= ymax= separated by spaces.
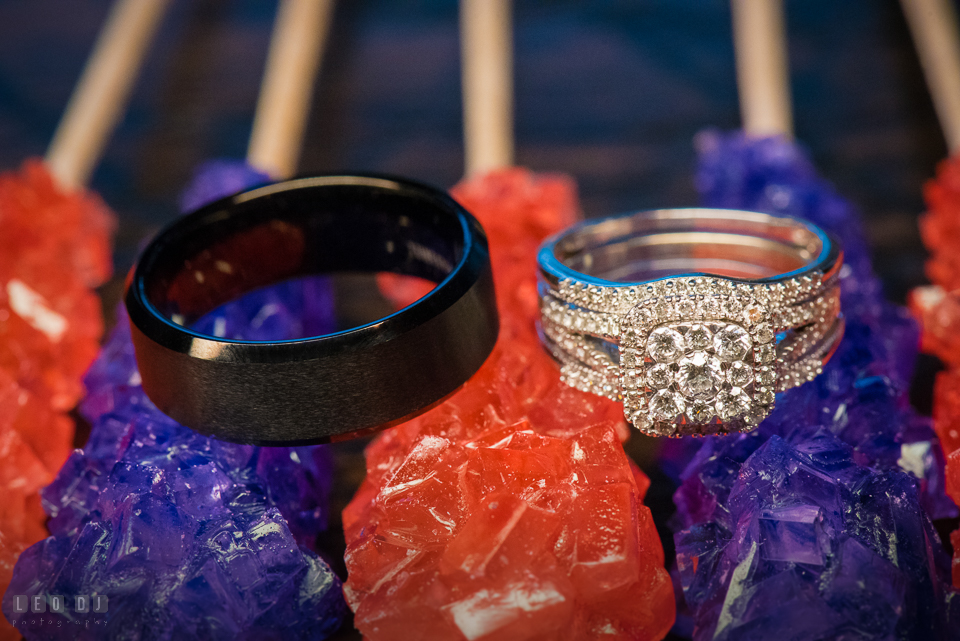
xmin=536 ymin=208 xmax=844 ymax=437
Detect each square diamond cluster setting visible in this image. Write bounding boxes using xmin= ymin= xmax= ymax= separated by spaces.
xmin=619 ymin=288 xmax=777 ymax=436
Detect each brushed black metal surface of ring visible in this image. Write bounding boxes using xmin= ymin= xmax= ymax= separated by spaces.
xmin=125 ymin=174 xmax=499 ymax=445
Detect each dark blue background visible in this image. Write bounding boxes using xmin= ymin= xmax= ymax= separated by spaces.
xmin=0 ymin=0 xmax=944 ymax=302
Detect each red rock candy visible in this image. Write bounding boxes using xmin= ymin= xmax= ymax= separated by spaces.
xmin=908 ymin=285 xmax=960 ymax=367
xmin=911 ymin=285 xmax=960 ymax=450
xmin=932 ymin=370 xmax=960 ymax=456
xmin=920 ymin=155 xmax=960 ymax=290
xmin=376 ymin=274 xmax=436 ymax=310
xmin=344 ymin=168 xmax=674 ymax=640
xmin=0 ymin=160 xmax=114 ymax=640
xmin=0 ymin=160 xmax=114 ymax=409
xmin=0 ymin=369 xmax=68 ymax=629
xmin=911 ymin=153 xmax=960 ymax=590
xmin=0 ymin=160 xmax=114 ymax=288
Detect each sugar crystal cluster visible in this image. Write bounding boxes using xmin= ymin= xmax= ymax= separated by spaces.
xmin=2 ymin=165 xmax=346 ymax=640
xmin=918 ymin=155 xmax=960 ymax=291
xmin=668 ymin=130 xmax=959 ymax=639
xmin=344 ymin=168 xmax=675 ymax=641
xmin=0 ymin=160 xmax=115 ymax=641
xmin=908 ymin=152 xmax=960 ymax=588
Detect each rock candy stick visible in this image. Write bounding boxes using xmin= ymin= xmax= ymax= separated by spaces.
xmin=375 ymin=0 xmax=517 ymax=306
xmin=247 ymin=0 xmax=336 ymax=181
xmin=2 ymin=3 xmax=350 ymax=640
xmin=730 ymin=0 xmax=792 ymax=138
xmin=181 ymin=0 xmax=336 ymax=211
xmin=898 ymin=0 xmax=960 ymax=588
xmin=347 ymin=172 xmax=677 ymax=641
xmin=178 ymin=0 xmax=338 ymax=341
xmin=460 ymin=0 xmax=514 ymax=176
xmin=901 ymin=0 xmax=960 ymax=295
xmin=900 ymin=0 xmax=960 ymax=153
xmin=680 ymin=130 xmax=960 ymax=641
xmin=0 ymin=2 xmax=169 ymax=639
xmin=348 ymin=4 xmax=675 ymax=641
xmin=46 ymin=0 xmax=171 ymax=191
xmin=666 ymin=3 xmax=960 ymax=639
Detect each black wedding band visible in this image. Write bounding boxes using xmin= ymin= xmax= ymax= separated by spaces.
xmin=125 ymin=174 xmax=499 ymax=445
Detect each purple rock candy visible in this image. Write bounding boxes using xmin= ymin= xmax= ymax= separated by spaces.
xmin=3 ymin=301 xmax=347 ymax=639
xmin=178 ymin=159 xmax=271 ymax=213
xmin=668 ymin=130 xmax=960 ymax=640
xmin=676 ymin=433 xmax=954 ymax=640
xmin=756 ymin=505 xmax=825 ymax=565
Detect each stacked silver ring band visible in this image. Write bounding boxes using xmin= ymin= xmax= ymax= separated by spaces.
xmin=536 ymin=208 xmax=844 ymax=437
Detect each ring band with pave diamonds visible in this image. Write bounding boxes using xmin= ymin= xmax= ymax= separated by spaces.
xmin=536 ymin=208 xmax=843 ymax=437
xmin=126 ymin=174 xmax=498 ymax=445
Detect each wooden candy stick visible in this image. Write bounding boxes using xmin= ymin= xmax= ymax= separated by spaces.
xmin=460 ymin=0 xmax=515 ymax=175
xmin=900 ymin=0 xmax=960 ymax=153
xmin=46 ymin=0 xmax=171 ymax=190
xmin=731 ymin=0 xmax=793 ymax=137
xmin=247 ymin=0 xmax=336 ymax=180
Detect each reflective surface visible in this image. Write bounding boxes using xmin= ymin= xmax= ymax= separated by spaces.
xmin=541 ymin=208 xmax=838 ymax=287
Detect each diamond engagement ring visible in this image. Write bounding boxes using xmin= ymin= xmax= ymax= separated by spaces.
xmin=536 ymin=208 xmax=843 ymax=437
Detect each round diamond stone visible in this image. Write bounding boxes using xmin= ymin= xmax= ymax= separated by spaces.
xmin=676 ymin=352 xmax=723 ymax=399
xmin=685 ymin=324 xmax=713 ymax=351
xmin=646 ymin=363 xmax=673 ymax=389
xmin=716 ymin=388 xmax=750 ymax=420
xmin=620 ymin=349 xmax=641 ymax=370
xmin=687 ymin=399 xmax=713 ymax=424
xmin=700 ymin=296 xmax=720 ymax=316
xmin=677 ymin=297 xmax=696 ymax=317
xmin=622 ymin=326 xmax=643 ymax=345
xmin=757 ymin=367 xmax=776 ymax=386
xmin=753 ymin=322 xmax=775 ymax=343
xmin=744 ymin=303 xmax=766 ymax=325
xmin=653 ymin=299 xmax=671 ymax=319
xmin=756 ymin=388 xmax=775 ymax=405
xmin=647 ymin=327 xmax=685 ymax=363
xmin=650 ymin=389 xmax=685 ymax=421
xmin=630 ymin=410 xmax=653 ymax=431
xmin=727 ymin=360 xmax=754 ymax=387
xmin=634 ymin=306 xmax=654 ymax=327
xmin=756 ymin=344 xmax=776 ymax=364
xmin=714 ymin=324 xmax=752 ymax=362
xmin=722 ymin=298 xmax=743 ymax=317
xmin=744 ymin=406 xmax=766 ymax=426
